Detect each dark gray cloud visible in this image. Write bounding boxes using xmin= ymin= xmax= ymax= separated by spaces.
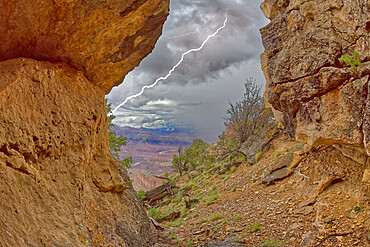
xmin=108 ymin=0 xmax=268 ymax=142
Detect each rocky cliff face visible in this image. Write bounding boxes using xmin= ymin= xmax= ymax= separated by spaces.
xmin=0 ymin=1 xmax=169 ymax=246
xmin=260 ymin=0 xmax=369 ymax=156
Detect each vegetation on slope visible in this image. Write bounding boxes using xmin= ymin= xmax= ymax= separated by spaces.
xmin=105 ymin=99 xmax=132 ymax=170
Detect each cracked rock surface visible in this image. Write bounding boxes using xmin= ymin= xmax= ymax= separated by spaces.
xmin=260 ymin=0 xmax=370 ymax=154
xmin=0 ymin=0 xmax=169 ymax=246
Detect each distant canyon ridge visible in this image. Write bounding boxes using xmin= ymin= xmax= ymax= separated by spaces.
xmin=113 ymin=126 xmax=194 ymax=191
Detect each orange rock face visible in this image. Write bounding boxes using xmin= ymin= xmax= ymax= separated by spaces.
xmin=0 ymin=0 xmax=169 ymax=246
xmin=0 ymin=0 xmax=169 ymax=92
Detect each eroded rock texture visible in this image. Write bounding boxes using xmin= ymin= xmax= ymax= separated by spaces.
xmin=0 ymin=0 xmax=169 ymax=92
xmin=260 ymin=0 xmax=370 ymax=155
xmin=0 ymin=1 xmax=169 ymax=246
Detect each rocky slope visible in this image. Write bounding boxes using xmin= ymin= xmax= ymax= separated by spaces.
xmin=0 ymin=1 xmax=169 ymax=246
xmin=260 ymin=0 xmax=369 ymax=189
xmin=149 ymin=1 xmax=369 ymax=246
xmin=156 ymin=132 xmax=369 ymax=246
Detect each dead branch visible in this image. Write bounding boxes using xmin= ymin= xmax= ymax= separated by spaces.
xmin=154 ymin=175 xmax=170 ymax=182
xmin=148 ymin=217 xmax=163 ymax=230
xmin=144 ymin=183 xmax=175 ymax=207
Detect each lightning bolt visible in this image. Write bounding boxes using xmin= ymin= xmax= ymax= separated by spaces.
xmin=112 ymin=11 xmax=228 ymax=114
xmin=164 ymin=14 xmax=216 ymax=40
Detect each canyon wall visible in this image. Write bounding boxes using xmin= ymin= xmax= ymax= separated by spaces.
xmin=260 ymin=0 xmax=369 ymax=158
xmin=0 ymin=0 xmax=169 ymax=246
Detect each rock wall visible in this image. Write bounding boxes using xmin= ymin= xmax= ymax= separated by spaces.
xmin=0 ymin=1 xmax=169 ymax=246
xmin=260 ymin=0 xmax=370 ymax=156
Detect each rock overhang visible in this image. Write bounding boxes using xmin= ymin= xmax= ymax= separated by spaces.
xmin=0 ymin=0 xmax=170 ymax=92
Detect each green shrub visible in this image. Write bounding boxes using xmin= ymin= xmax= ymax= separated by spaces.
xmin=169 ymin=234 xmax=180 ymax=243
xmin=148 ymin=208 xmax=164 ymax=221
xmin=105 ymin=99 xmax=132 ymax=170
xmin=200 ymin=218 xmax=208 ymax=224
xmin=260 ymin=238 xmax=283 ymax=246
xmin=339 ymin=51 xmax=362 ymax=70
xmin=189 ymin=211 xmax=199 ymax=218
xmin=287 ymin=143 xmax=304 ymax=154
xmin=172 ymin=139 xmax=215 ymax=174
xmin=186 ymin=239 xmax=194 ymax=247
xmin=205 ymin=164 xmax=213 ymax=171
xmin=234 ymin=215 xmax=243 ymax=221
xmin=137 ymin=190 xmax=145 ymax=200
xmin=255 ymin=151 xmax=263 ymax=162
xmin=249 ymin=222 xmax=261 ymax=232
xmin=205 ymin=190 xmax=219 ymax=206
xmin=354 ymin=205 xmax=362 ymax=214
xmin=209 ymin=214 xmax=224 ymax=221
xmin=180 ymin=208 xmax=188 ymax=218
xmin=171 ymin=193 xmax=183 ymax=203
xmin=230 ymin=185 xmax=237 ymax=192
xmin=194 ymin=175 xmax=203 ymax=183
xmin=165 ymin=218 xmax=184 ymax=227
xmin=229 ymin=166 xmax=237 ymax=173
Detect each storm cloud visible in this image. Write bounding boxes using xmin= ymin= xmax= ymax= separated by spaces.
xmin=108 ymin=0 xmax=269 ymax=142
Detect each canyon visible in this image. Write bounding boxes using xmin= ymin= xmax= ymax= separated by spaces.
xmin=114 ymin=126 xmax=193 ymax=191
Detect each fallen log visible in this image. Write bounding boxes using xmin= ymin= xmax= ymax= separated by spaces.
xmin=144 ymin=182 xmax=175 ymax=207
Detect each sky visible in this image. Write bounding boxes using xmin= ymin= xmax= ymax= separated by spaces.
xmin=107 ymin=0 xmax=269 ymax=142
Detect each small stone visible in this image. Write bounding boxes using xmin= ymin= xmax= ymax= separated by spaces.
xmin=299 ymin=231 xmax=318 ymax=247
xmin=347 ymin=209 xmax=358 ymax=219
xmin=293 ymin=206 xmax=314 ymax=215
xmin=262 ymin=168 xmax=293 ymax=185
xmin=298 ymin=198 xmax=316 ymax=208
xmin=226 ymin=227 xmax=235 ymax=232
xmin=363 ymin=169 xmax=370 ymax=183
